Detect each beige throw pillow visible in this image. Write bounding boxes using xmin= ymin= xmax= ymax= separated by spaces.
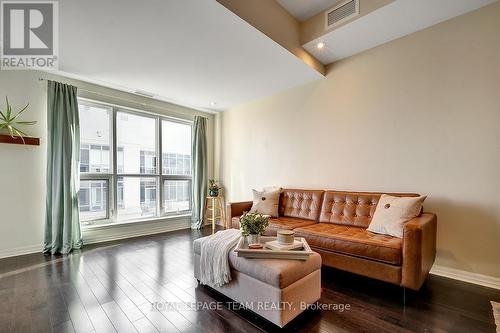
xmin=367 ymin=194 xmax=427 ymax=238
xmin=263 ymin=186 xmax=282 ymax=193
xmin=250 ymin=189 xmax=280 ymax=217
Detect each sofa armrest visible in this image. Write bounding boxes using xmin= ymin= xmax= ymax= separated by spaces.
xmin=226 ymin=201 xmax=253 ymax=229
xmin=402 ymin=213 xmax=437 ymax=290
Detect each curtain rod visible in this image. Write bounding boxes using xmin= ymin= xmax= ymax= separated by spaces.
xmin=37 ymin=77 xmax=205 ymax=119
xmin=38 ymin=77 xmax=96 ymax=95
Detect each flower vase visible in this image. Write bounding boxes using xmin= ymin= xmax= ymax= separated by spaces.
xmin=247 ymin=234 xmax=261 ymax=244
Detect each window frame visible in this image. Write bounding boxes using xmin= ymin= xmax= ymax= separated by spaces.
xmin=78 ymin=98 xmax=193 ymax=226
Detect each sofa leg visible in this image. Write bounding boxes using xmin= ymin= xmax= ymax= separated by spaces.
xmin=402 ymin=287 xmax=406 ymax=307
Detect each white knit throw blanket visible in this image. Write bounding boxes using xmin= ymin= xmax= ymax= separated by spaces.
xmin=199 ymin=229 xmax=241 ymax=287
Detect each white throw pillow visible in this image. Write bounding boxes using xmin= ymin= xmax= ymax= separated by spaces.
xmin=367 ymin=194 xmax=427 ymax=238
xmin=250 ymin=189 xmax=280 ymax=217
xmin=263 ymin=186 xmax=282 ymax=193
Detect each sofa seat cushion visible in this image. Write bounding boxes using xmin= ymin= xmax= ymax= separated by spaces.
xmin=231 ymin=216 xmax=317 ymax=235
xmin=193 ymin=238 xmax=322 ymax=288
xmin=294 ymin=223 xmax=402 ymax=265
xmin=265 ymin=217 xmax=318 ymax=236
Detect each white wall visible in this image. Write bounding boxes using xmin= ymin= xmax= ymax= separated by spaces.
xmin=0 ymin=70 xmax=215 ymax=258
xmin=221 ymin=3 xmax=500 ymax=280
xmin=0 ymin=72 xmax=47 ymax=257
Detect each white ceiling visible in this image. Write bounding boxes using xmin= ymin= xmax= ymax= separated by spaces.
xmin=56 ymin=0 xmax=323 ymax=112
xmin=277 ymin=0 xmax=340 ymax=21
xmin=304 ymin=0 xmax=497 ymax=64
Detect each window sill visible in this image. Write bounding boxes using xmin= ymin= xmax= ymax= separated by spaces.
xmin=82 ymin=213 xmax=191 ymax=231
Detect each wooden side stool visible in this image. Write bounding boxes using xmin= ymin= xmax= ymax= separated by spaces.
xmin=205 ymin=196 xmax=226 ymax=232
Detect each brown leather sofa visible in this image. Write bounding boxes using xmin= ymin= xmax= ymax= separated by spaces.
xmin=227 ymin=189 xmax=437 ymax=290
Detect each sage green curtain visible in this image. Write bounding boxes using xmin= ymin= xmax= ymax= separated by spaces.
xmin=43 ymin=81 xmax=83 ymax=254
xmin=191 ymin=116 xmax=208 ymax=229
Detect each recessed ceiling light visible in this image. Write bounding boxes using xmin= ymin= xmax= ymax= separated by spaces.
xmin=316 ymin=42 xmax=325 ymax=50
xmin=210 ymin=101 xmax=217 ymax=106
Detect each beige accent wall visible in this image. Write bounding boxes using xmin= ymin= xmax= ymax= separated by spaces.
xmin=216 ymin=0 xmax=325 ymax=74
xmin=300 ymin=0 xmax=395 ymax=44
xmin=221 ymin=3 xmax=500 ymax=278
xmin=0 ymin=70 xmax=215 ymax=258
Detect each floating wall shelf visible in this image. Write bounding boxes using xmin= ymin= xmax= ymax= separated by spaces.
xmin=0 ymin=134 xmax=40 ymax=146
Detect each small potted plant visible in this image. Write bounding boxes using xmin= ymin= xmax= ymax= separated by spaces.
xmin=208 ymin=179 xmax=221 ymax=197
xmin=239 ymin=211 xmax=269 ymax=244
xmin=0 ymin=97 xmax=37 ymax=143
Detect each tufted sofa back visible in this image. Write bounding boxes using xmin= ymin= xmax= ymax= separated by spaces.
xmin=319 ymin=191 xmax=420 ymax=228
xmin=279 ymin=189 xmax=324 ymax=221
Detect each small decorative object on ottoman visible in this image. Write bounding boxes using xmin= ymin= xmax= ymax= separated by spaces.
xmin=277 ymin=229 xmax=295 ymax=245
xmin=239 ymin=211 xmax=269 ymax=245
xmin=194 ymin=236 xmax=321 ymax=327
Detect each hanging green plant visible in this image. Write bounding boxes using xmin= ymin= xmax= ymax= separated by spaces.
xmin=0 ymin=97 xmax=37 ymax=143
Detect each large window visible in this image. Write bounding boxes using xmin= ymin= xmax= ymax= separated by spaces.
xmin=161 ymin=120 xmax=192 ymax=214
xmin=78 ymin=99 xmax=192 ymax=225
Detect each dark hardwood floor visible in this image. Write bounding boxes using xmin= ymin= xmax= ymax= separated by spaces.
xmin=0 ymin=227 xmax=499 ymax=333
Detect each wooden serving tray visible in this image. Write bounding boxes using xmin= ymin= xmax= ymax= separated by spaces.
xmin=234 ymin=236 xmax=314 ymax=260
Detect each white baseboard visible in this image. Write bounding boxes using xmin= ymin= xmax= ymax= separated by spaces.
xmin=430 ymin=265 xmax=500 ymax=290
xmin=0 ymin=244 xmax=41 ymax=259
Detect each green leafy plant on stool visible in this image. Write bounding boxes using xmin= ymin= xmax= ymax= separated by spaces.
xmin=0 ymin=97 xmax=37 ymax=143
xmin=208 ymin=179 xmax=221 ymax=197
xmin=239 ymin=211 xmax=270 ymax=237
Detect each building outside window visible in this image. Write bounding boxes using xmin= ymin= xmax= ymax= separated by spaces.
xmin=78 ymin=100 xmax=192 ymax=225
xmin=140 ymin=150 xmax=157 ymax=174
xmin=80 ymin=144 xmax=110 ymax=173
xmin=117 ymin=179 xmax=125 ymax=209
xmin=140 ymin=178 xmax=157 ymax=216
xmin=79 ymin=180 xmax=107 ymax=220
xmin=162 ymin=152 xmax=191 ymax=175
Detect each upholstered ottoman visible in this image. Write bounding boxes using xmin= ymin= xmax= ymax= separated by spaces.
xmin=193 ymin=237 xmax=322 ymax=327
